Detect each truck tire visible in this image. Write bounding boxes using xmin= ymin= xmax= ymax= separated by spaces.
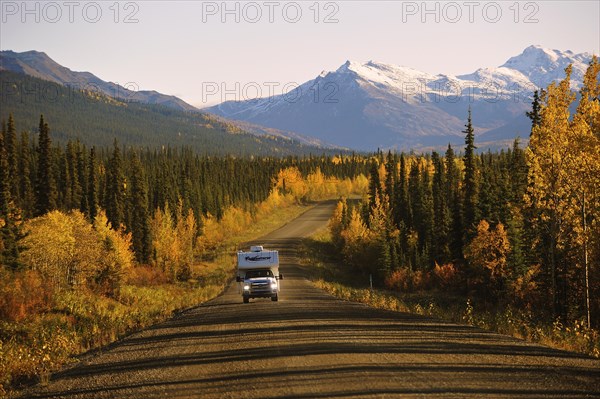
xmin=243 ymin=296 xmax=249 ymax=304
xmin=271 ymin=295 xmax=278 ymax=302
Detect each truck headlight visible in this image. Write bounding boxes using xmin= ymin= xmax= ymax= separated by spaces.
xmin=243 ymin=285 xmax=250 ymax=290
xmin=271 ymin=283 xmax=278 ymax=290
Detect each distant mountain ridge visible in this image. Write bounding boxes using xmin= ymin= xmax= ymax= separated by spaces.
xmin=0 ymin=70 xmax=340 ymax=156
xmin=205 ymin=45 xmax=595 ymax=150
xmin=0 ymin=50 xmax=334 ymax=149
xmin=0 ymin=50 xmax=198 ymax=112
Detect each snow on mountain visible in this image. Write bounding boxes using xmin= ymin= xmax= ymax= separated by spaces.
xmin=205 ymin=46 xmax=594 ymax=150
xmin=501 ymin=45 xmax=592 ymax=88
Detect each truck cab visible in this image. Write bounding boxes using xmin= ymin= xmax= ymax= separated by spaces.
xmin=236 ymin=246 xmax=283 ymax=303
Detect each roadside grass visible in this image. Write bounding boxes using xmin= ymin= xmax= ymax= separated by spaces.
xmin=0 ymin=203 xmax=313 ymax=398
xmin=301 ymin=229 xmax=600 ymax=359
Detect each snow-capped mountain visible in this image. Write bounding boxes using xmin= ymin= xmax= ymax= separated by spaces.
xmin=205 ymin=46 xmax=595 ymax=150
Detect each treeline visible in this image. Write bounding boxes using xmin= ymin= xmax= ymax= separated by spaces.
xmin=0 ymin=114 xmax=369 ymax=269
xmin=330 ymin=58 xmax=600 ymax=328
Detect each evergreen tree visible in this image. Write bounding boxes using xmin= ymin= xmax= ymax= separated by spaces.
xmin=394 ymin=154 xmax=410 ymax=227
xmin=5 ymin=114 xmax=18 ymax=198
xmin=432 ymin=151 xmax=451 ymax=264
xmin=463 ymin=108 xmax=479 ymax=240
xmin=367 ymin=159 xmax=381 ymax=213
xmin=87 ymin=147 xmax=98 ymax=221
xmin=58 ymin=148 xmax=71 ymax=211
xmin=105 ymin=139 xmax=126 ymax=229
xmin=34 ymin=115 xmax=57 ymax=215
xmin=526 ymin=90 xmax=542 ymax=134
xmin=510 ymin=139 xmax=528 ymax=205
xmin=384 ymin=152 xmax=396 ymax=202
xmin=478 ymin=152 xmax=498 ymax=222
xmin=369 ymin=192 xmax=394 ymax=275
xmin=65 ymin=140 xmax=82 ymax=210
xmin=78 ymin=142 xmax=88 ymax=215
xmin=393 ymin=154 xmax=410 ymax=266
xmin=0 ymin=125 xmax=22 ymax=269
xmin=445 ymin=144 xmax=463 ymax=261
xmin=0 ymin=127 xmax=11 ymax=216
xmin=18 ymin=132 xmax=34 ymax=217
xmin=128 ymin=151 xmax=151 ymax=263
xmin=419 ymin=165 xmax=434 ymax=267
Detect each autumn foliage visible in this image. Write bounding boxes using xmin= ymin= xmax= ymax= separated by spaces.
xmin=330 ymin=58 xmax=600 ymax=337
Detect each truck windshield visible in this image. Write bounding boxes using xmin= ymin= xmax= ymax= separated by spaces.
xmin=245 ymin=270 xmax=273 ymax=278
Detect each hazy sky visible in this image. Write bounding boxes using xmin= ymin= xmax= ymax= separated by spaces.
xmin=1 ymin=1 xmax=598 ymax=107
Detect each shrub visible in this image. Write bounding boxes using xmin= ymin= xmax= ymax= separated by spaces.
xmin=0 ymin=269 xmax=54 ymax=322
xmin=385 ymin=268 xmax=411 ymax=291
xmin=433 ymin=262 xmax=461 ymax=289
xmin=126 ymin=265 xmax=168 ymax=286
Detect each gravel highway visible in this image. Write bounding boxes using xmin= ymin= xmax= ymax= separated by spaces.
xmin=22 ymin=202 xmax=600 ymax=398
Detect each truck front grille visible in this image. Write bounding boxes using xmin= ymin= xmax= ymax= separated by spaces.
xmin=251 ymin=282 xmax=271 ymax=293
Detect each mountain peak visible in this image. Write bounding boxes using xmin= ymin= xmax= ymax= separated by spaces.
xmin=501 ymin=45 xmax=592 ymax=88
xmin=206 ymin=45 xmax=596 ymax=151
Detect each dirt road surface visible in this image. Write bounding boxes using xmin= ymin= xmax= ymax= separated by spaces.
xmin=22 ymin=202 xmax=600 ymax=398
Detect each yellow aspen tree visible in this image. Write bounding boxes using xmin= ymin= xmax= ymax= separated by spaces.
xmin=328 ymin=199 xmax=347 ymax=249
xmin=341 ymin=208 xmax=371 ymax=269
xmin=93 ymin=210 xmax=134 ymax=296
xmin=465 ymin=220 xmax=511 ymax=282
xmin=306 ymin=167 xmax=326 ymax=200
xmin=175 ymin=202 xmax=197 ymax=281
xmin=275 ymin=167 xmax=308 ymax=200
xmin=567 ymin=56 xmax=600 ymax=327
xmin=525 ymin=65 xmax=576 ymax=317
xmin=150 ymin=204 xmax=177 ymax=277
xmin=21 ymin=211 xmax=76 ymax=289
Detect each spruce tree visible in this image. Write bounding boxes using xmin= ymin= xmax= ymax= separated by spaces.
xmin=463 ymin=108 xmax=479 ymax=240
xmin=0 ymin=125 xmax=22 ymax=269
xmin=394 ymin=154 xmax=410 ymax=266
xmin=367 ymin=159 xmax=381 ymax=213
xmin=35 ymin=115 xmax=57 ymax=215
xmin=5 ymin=114 xmax=18 ymax=198
xmin=105 ymin=139 xmax=125 ymax=229
xmin=58 ymin=149 xmax=71 ymax=211
xmin=394 ymin=154 xmax=410 ymax=228
xmin=419 ymin=166 xmax=434 ymax=267
xmin=526 ymin=90 xmax=542 ymax=134
xmin=445 ymin=144 xmax=463 ymax=261
xmin=87 ymin=147 xmax=98 ymax=221
xmin=18 ymin=132 xmax=34 ymax=218
xmin=65 ymin=140 xmax=82 ymax=210
xmin=78 ymin=142 xmax=89 ymax=215
xmin=384 ymin=151 xmax=396 ymax=202
xmin=0 ymin=126 xmax=11 ymax=217
xmin=129 ymin=151 xmax=151 ymax=263
xmin=432 ymin=151 xmax=451 ymax=264
xmin=509 ymin=139 xmax=528 ymax=205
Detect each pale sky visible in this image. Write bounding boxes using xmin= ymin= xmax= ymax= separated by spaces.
xmin=1 ymin=1 xmax=599 ymax=107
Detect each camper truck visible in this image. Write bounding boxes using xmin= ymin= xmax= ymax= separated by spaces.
xmin=236 ymin=246 xmax=283 ymax=303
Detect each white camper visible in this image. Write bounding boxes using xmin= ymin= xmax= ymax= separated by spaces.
xmin=236 ymin=245 xmax=283 ymax=303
